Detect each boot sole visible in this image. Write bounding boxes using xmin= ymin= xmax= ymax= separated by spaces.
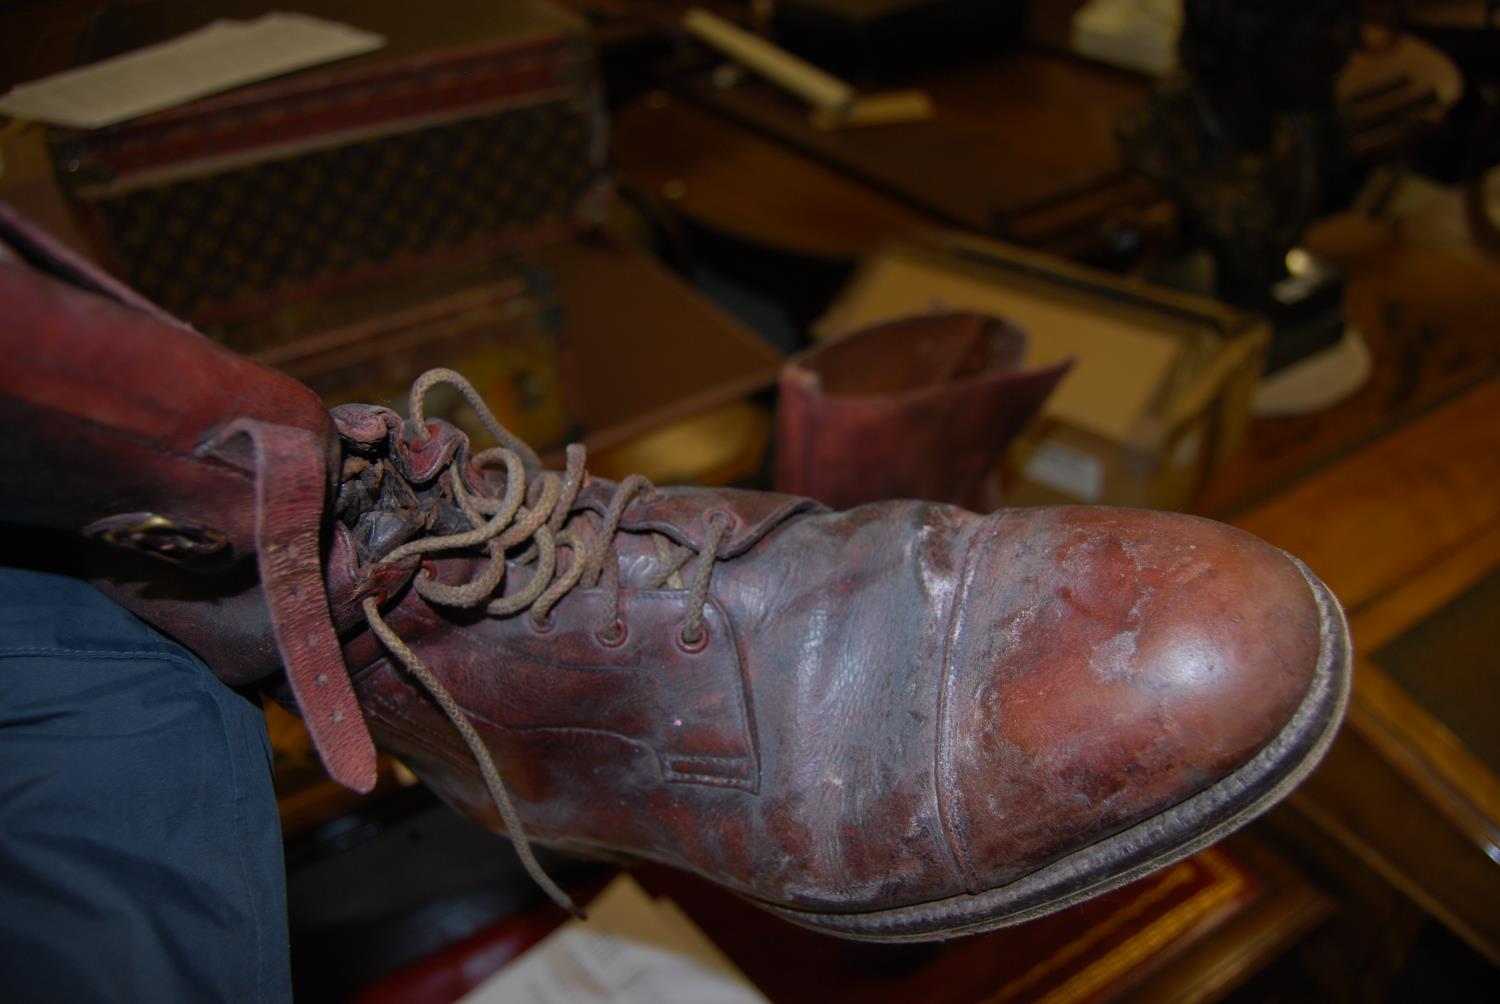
xmin=758 ymin=555 xmax=1352 ymax=942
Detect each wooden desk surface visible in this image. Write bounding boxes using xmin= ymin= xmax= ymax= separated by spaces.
xmin=612 ymin=28 xmax=1457 ymax=264
xmin=1196 ymin=213 xmax=1500 ymax=519
xmin=612 ymin=46 xmax=1148 ymax=261
xmin=613 ymin=92 xmax=930 ymax=260
xmin=1233 ymin=370 xmax=1500 ymax=963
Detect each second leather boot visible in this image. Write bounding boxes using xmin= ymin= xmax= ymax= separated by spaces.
xmin=775 ymin=312 xmax=1069 ymax=510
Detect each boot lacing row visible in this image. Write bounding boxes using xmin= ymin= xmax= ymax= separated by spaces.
xmin=359 ymin=368 xmax=730 ymax=915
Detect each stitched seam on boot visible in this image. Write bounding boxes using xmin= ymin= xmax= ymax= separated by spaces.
xmin=933 ymin=515 xmax=994 ymax=895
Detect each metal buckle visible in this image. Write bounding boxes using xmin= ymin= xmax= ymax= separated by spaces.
xmin=85 ymin=512 xmax=230 ymax=566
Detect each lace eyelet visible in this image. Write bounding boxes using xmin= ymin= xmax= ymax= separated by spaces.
xmin=529 ymin=612 xmax=555 ymax=635
xmin=595 ymin=620 xmax=628 ymax=648
xmin=675 ymin=622 xmax=709 ymax=653
xmin=410 ymin=422 xmax=438 ymax=448
xmin=704 ymin=508 xmax=736 ymax=532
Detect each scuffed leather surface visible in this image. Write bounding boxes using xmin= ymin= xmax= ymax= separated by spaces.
xmin=356 ymin=587 xmax=759 ymax=786
xmin=2 ymin=201 xmax=1329 ymax=912
xmin=347 ymin=498 xmax=973 ymax=910
xmin=937 ymin=507 xmax=1319 ymax=893
xmin=340 ymin=475 xmax=1321 ymax=912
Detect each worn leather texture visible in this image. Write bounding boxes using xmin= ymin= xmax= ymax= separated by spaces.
xmin=325 ymin=406 xmax=1322 ymax=914
xmin=775 ymin=312 xmax=1070 ymax=510
xmin=2 ymin=201 xmax=1342 ymax=930
xmin=0 ymin=203 xmax=378 ymax=791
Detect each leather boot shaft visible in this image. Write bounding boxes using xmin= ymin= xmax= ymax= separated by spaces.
xmin=0 ymin=203 xmax=377 ymax=791
xmin=0 ymin=203 xmax=336 ymax=561
xmin=774 ymin=313 xmax=1069 ymax=510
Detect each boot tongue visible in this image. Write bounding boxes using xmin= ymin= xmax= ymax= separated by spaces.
xmin=335 ymin=409 xmax=817 ymax=601
xmin=569 ymin=512 xmax=682 ymax=589
xmin=572 ymin=481 xmax=824 ymax=559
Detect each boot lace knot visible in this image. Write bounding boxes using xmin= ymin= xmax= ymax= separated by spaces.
xmin=358 ymin=368 xmax=730 ymax=916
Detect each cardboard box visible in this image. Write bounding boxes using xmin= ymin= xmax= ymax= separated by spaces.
xmin=817 ymin=232 xmax=1268 ymax=509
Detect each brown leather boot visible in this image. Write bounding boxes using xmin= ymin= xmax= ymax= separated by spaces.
xmin=0 ymin=203 xmax=376 ymax=792
xmin=1 ymin=204 xmax=1349 ymax=941
xmin=775 ymin=313 xmax=1069 ymax=510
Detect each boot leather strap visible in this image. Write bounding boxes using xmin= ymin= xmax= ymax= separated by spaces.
xmin=216 ymin=418 xmax=378 ymax=793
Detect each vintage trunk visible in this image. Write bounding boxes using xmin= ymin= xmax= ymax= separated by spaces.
xmin=46 ymin=0 xmax=608 ymax=328
xmin=232 ymin=253 xmax=578 ymax=452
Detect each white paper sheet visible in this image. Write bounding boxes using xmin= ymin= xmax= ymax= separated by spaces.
xmin=459 ymin=875 xmax=768 ymax=1004
xmin=0 ymin=13 xmax=384 ymax=129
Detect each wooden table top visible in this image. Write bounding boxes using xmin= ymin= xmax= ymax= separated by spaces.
xmin=611 ymin=26 xmax=1458 ymax=264
xmin=1233 ymin=370 xmax=1500 ymax=965
xmin=1195 ymin=212 xmax=1500 ymax=518
xmin=611 ymin=46 xmax=1150 ymax=261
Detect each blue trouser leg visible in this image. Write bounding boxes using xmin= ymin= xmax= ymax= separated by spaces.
xmin=0 ymin=567 xmax=291 ymax=1003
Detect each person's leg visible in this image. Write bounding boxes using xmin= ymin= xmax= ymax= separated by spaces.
xmin=0 ymin=567 xmax=290 ymax=1003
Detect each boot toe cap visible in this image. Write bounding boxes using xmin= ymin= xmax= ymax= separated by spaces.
xmin=939 ymin=507 xmax=1338 ymax=892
